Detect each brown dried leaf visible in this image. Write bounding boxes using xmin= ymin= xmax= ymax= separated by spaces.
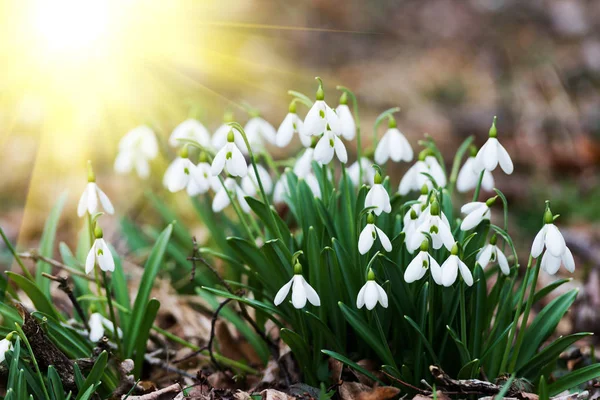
xmin=338 ymin=381 xmax=400 ymax=400
xmin=261 ymin=388 xmax=296 ymax=400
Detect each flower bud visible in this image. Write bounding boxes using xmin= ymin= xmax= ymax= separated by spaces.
xmin=339 ymin=91 xmax=348 ymax=105
xmin=489 ymin=116 xmax=498 ymax=138
xmin=227 ymin=130 xmax=235 ymax=143
xmin=485 ymin=195 xmax=498 ymax=207
xmin=94 ymin=223 xmax=103 ymax=239
xmin=451 ymin=242 xmax=459 ymax=256
xmin=388 ymin=116 xmax=397 ymax=128
xmin=430 ymin=200 xmax=440 ymax=216
xmin=293 ymin=261 xmax=303 ymax=275
xmin=410 ymin=209 xmax=418 ymax=220
xmin=374 ymin=171 xmax=383 ymax=185
xmin=367 ymin=213 xmax=375 ymax=225
xmin=367 ymin=268 xmax=375 ymax=281
xmin=420 ymin=184 xmax=429 ymax=195
xmin=543 ymin=201 xmax=554 ymax=224
xmin=288 ymin=101 xmax=297 ymax=114
xmin=469 ymin=145 xmax=478 ymax=158
xmin=87 ymin=160 xmax=96 ymax=183
xmin=179 ymin=145 xmax=189 ymax=159
xmin=420 ymin=239 xmax=429 ymax=252
xmin=490 ymin=234 xmax=498 ymax=245
xmin=316 ymin=83 xmax=324 ymax=101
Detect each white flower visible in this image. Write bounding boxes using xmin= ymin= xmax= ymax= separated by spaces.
xmin=407 ymin=202 xmax=454 ymax=253
xmin=531 ymin=223 xmax=566 ymax=258
xmin=402 ymin=209 xmax=419 ymax=239
xmin=187 ymin=162 xmax=220 ymax=196
xmin=294 ymin=148 xmax=317 ymax=178
xmin=85 ymin=238 xmax=115 ymax=274
xmin=348 ymin=157 xmax=376 ymax=187
xmin=241 ymin=164 xmax=273 ymax=196
xmin=212 ymin=178 xmax=250 ymax=213
xmin=460 ymin=200 xmax=493 ymax=231
xmin=245 ymin=116 xmax=277 ymax=146
xmin=114 ymin=126 xmax=158 ymax=179
xmin=356 ymin=270 xmax=388 ymax=310
xmin=473 ymin=119 xmax=513 ymax=175
xmin=77 ymin=182 xmax=114 ymax=218
xmin=273 ymin=178 xmax=289 ymax=204
xmin=274 ymin=273 xmax=320 ymax=309
xmin=0 ymin=338 xmax=13 ymax=364
xmin=277 ymin=111 xmax=311 ymax=148
xmin=477 ymin=240 xmax=510 ymax=275
xmin=398 ymin=155 xmax=446 ymax=195
xmin=88 ymin=312 xmax=105 ymax=342
xmin=169 ymin=119 xmax=211 ymax=149
xmin=364 ymin=175 xmax=391 ymax=216
xmin=456 ymin=156 xmax=494 ymax=193
xmin=304 ymin=173 xmax=322 ymax=199
xmin=211 ymin=134 xmax=248 ymax=177
xmin=375 ymin=124 xmax=413 ymax=164
xmin=212 ymin=124 xmax=247 ymax=154
xmin=336 ymin=104 xmax=356 ymax=140
xmin=163 ymin=156 xmax=197 ymax=193
xmin=304 ymin=99 xmax=341 ymax=136
xmin=358 ymin=216 xmax=392 ymax=255
xmin=541 ymin=247 xmax=575 ymax=275
xmin=404 ymin=246 xmax=442 ymax=284
xmin=314 ymin=130 xmax=347 ymax=164
xmin=440 ymin=251 xmax=473 ymax=287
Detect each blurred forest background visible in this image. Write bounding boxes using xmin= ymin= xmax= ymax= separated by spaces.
xmin=1 ymin=0 xmax=600 ymax=332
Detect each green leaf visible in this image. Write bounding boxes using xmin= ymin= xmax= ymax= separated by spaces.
xmin=446 ymin=325 xmax=471 ymax=365
xmin=36 ymin=192 xmax=67 ymax=298
xmin=7 ymin=273 xmax=62 ymax=321
xmin=548 ymin=364 xmax=600 ymax=396
xmin=48 ymin=366 xmax=66 ymax=400
xmin=109 ymin=245 xmax=131 ymax=334
xmin=75 ymin=351 xmax=107 ymax=400
xmin=538 ymin=375 xmax=549 ymax=400
xmin=403 ymin=315 xmax=440 ymax=365
xmin=32 ymin=312 xmax=92 ymax=358
xmin=133 ymin=299 xmax=160 ymax=379
xmin=457 ymin=359 xmax=480 ymax=380
xmin=124 ymin=224 xmax=172 ymax=357
xmin=245 ymin=197 xmax=292 ymax=244
xmin=280 ymin=328 xmax=316 ymax=385
xmin=321 ymin=350 xmax=384 ymax=384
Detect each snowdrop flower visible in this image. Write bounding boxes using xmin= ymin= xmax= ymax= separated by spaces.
xmin=348 ymin=157 xmax=376 ymax=187
xmin=404 ymin=240 xmax=442 ymax=284
xmin=78 ymin=162 xmax=114 ymax=218
xmin=456 ymin=146 xmax=494 ymax=193
xmin=274 ymin=262 xmax=320 ymax=309
xmin=440 ymin=243 xmax=473 ymax=287
xmin=88 ymin=312 xmax=105 ymax=342
xmin=211 ymin=130 xmax=248 ymax=177
xmin=398 ymin=151 xmax=446 ymax=195
xmin=364 ymin=171 xmax=391 ymax=216
xmin=294 ymin=148 xmax=317 ymax=178
xmin=460 ymin=196 xmax=496 ymax=231
xmin=0 ymin=337 xmax=13 ymax=364
xmin=375 ymin=117 xmax=413 ymax=165
xmin=541 ymin=247 xmax=575 ymax=275
xmin=303 ymin=81 xmax=341 ymax=136
xmin=473 ymin=117 xmax=513 ymax=175
xmin=477 ymin=235 xmax=510 ymax=275
xmin=187 ymin=153 xmax=220 ymax=196
xmin=114 ymin=125 xmax=158 ymax=179
xmin=356 ymin=269 xmax=388 ymax=310
xmin=313 ymin=129 xmax=348 ymax=164
xmin=304 ymin=173 xmax=322 ymax=199
xmin=358 ymin=213 xmax=392 ymax=255
xmin=407 ymin=201 xmax=454 ymax=253
xmin=212 ymin=112 xmax=247 ymax=153
xmin=531 ymin=202 xmax=575 ymax=275
xmin=402 ymin=209 xmax=419 ymax=239
xmin=277 ymin=102 xmax=311 ymax=148
xmin=169 ymin=119 xmax=211 ymax=149
xmin=85 ymin=224 xmax=115 ymax=274
xmin=241 ymin=164 xmax=273 ymax=196
xmin=162 ymin=146 xmax=198 ymax=193
xmin=212 ymin=178 xmax=251 ymax=213
xmin=336 ymin=92 xmax=356 ymax=140
xmin=245 ymin=115 xmax=277 ymax=146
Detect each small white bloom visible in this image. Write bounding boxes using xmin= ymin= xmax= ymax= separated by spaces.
xmin=398 ymin=155 xmax=446 ymax=195
xmin=402 ymin=208 xmax=420 ymax=239
xmin=531 ymin=223 xmax=566 ymax=258
xmin=440 ymin=251 xmax=473 ymax=287
xmin=347 ymin=157 xmax=376 ymax=187
xmin=245 ymin=116 xmax=277 ymax=146
xmin=114 ymin=126 xmax=158 ymax=179
xmin=477 ymin=240 xmax=510 ymax=275
xmin=187 ymin=162 xmax=220 ymax=196
xmin=241 ymin=164 xmax=273 ymax=196
xmin=375 ymin=124 xmax=413 ymax=164
xmin=88 ymin=312 xmax=105 ymax=342
xmin=163 ymin=156 xmax=197 ymax=193
xmin=274 ymin=273 xmax=320 ymax=309
xmin=456 ymin=156 xmax=494 ymax=193
xmin=304 ymin=99 xmax=341 ymax=136
xmin=85 ymin=238 xmax=115 ymax=274
xmin=294 ymin=148 xmax=317 ymax=178
xmin=169 ymin=119 xmax=211 ymax=149
xmin=314 ymin=130 xmax=348 ymax=164
xmin=336 ymin=103 xmax=356 ymax=140
xmin=473 ymin=119 xmax=513 ymax=175
xmin=211 ymin=133 xmax=248 ymax=177
xmin=460 ymin=200 xmax=493 ymax=231
xmin=358 ymin=216 xmax=392 ymax=255
xmin=364 ymin=174 xmax=391 ymax=216
xmin=212 ymin=178 xmax=251 ymax=213
xmin=407 ymin=202 xmax=454 ymax=253
xmin=77 ymin=182 xmax=114 ymax=218
xmin=0 ymin=338 xmax=13 ymax=364
xmin=425 ymin=155 xmax=447 ymax=188
xmin=212 ymin=124 xmax=247 ymax=154
xmin=304 ymin=173 xmax=322 ymax=199
xmin=356 ymin=270 xmax=388 ymax=310
xmin=404 ymin=246 xmax=442 ymax=284
xmin=277 ymin=111 xmax=311 ymax=148
xmin=541 ymin=247 xmax=575 ymax=275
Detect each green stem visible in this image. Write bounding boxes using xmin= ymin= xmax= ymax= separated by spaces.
xmin=0 ymin=226 xmax=35 ymax=281
xmin=472 ymin=170 xmax=485 ymax=202
xmin=428 ymin=276 xmax=435 ymax=345
xmin=337 ymin=86 xmax=361 ymax=184
xmin=217 ymin=177 xmax=254 ymax=240
xmin=508 ymin=256 xmax=541 ymax=372
xmin=460 ymin=280 xmax=467 ymax=347
xmin=14 ymin=324 xmax=51 ymax=400
xmin=103 ymin=271 xmax=122 ymax=356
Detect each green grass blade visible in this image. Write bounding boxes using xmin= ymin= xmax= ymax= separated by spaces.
xmin=321 ymin=349 xmax=384 ymax=384
xmin=36 ymin=192 xmax=67 ymax=297
xmin=7 ymin=272 xmax=62 ymax=321
xmin=548 ymin=364 xmax=600 ymax=396
xmin=75 ymin=351 xmax=107 ymax=400
xmin=133 ymin=299 xmax=160 ymax=379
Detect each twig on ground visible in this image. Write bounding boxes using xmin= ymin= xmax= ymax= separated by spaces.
xmin=41 ymin=273 xmax=90 ymax=331
xmin=381 ymin=371 xmax=430 ymax=395
xmin=19 ymin=251 xmax=94 ymax=281
xmin=121 ymin=382 xmax=182 ymax=399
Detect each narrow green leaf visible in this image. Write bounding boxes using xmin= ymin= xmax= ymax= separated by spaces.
xmin=322 ymin=350 xmax=384 ymax=384
xmin=457 ymin=359 xmax=480 ymax=380
xmin=7 ymin=273 xmax=62 ymax=320
xmin=75 ymin=351 xmax=107 ymax=400
xmin=548 ymin=364 xmax=600 ymax=396
xmin=280 ymin=328 xmax=316 ymax=385
xmin=133 ymin=299 xmax=160 ymax=379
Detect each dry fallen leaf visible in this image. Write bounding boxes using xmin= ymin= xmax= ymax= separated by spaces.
xmin=338 ymin=381 xmax=400 ymax=400
xmin=261 ymin=388 xmax=296 ymax=400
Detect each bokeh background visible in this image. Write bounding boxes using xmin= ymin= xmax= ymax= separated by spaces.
xmin=1 ymin=0 xmax=600 ymax=330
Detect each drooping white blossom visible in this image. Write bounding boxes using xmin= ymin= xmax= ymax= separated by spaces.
xmin=0 ymin=338 xmax=13 ymax=364
xmin=398 ymin=153 xmax=446 ymax=195
xmin=211 ymin=130 xmax=248 ymax=177
xmin=212 ymin=124 xmax=247 ymax=154
xmin=276 ymin=105 xmax=311 ymax=147
xmin=541 ymin=247 xmax=575 ymax=275
xmin=88 ymin=312 xmax=123 ymax=342
xmin=212 ymin=178 xmax=251 ymax=213
xmin=531 ymin=203 xmax=575 ymax=275
xmin=85 ymin=225 xmax=115 ymax=275
xmin=303 ymin=86 xmax=341 ymax=136
xmin=375 ymin=119 xmax=413 ymax=165
xmin=114 ymin=125 xmax=158 ymax=179
xmin=364 ymin=171 xmax=391 ymax=216
xmin=356 ymin=269 xmax=388 ymax=310
xmin=456 ymin=155 xmax=494 ymax=193
xmin=404 ymin=241 xmax=442 ymax=284
xmin=460 ymin=197 xmax=496 ymax=231
xmin=169 ymin=119 xmax=212 ymax=149
xmin=407 ymin=201 xmax=454 ymax=253
xmin=245 ymin=116 xmax=277 ymax=146
xmin=187 ymin=160 xmax=220 ymax=196
xmin=313 ymin=129 xmax=348 ymax=164
xmin=274 ymin=263 xmax=320 ymax=309
xmin=473 ymin=117 xmax=513 ymax=175
xmin=241 ymin=164 xmax=273 ymax=196
xmin=440 ymin=244 xmax=473 ymax=287
xmin=358 ymin=214 xmax=392 ymax=255
xmin=477 ymin=235 xmax=510 ymax=275
xmin=78 ymin=163 xmax=114 ymax=217
xmin=163 ymin=149 xmax=198 ymax=193
xmin=336 ymin=100 xmax=356 ymax=140
xmin=347 ymin=157 xmax=376 ymax=187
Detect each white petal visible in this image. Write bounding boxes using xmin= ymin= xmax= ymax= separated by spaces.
xmin=477 ymin=244 xmax=494 ymax=269
xmin=374 ymin=133 xmax=390 ymax=165
xmin=313 ymin=134 xmax=334 ymax=164
xmin=364 ymin=281 xmax=379 ymax=310
xmin=496 ymin=248 xmax=510 ymax=275
xmin=358 ymin=224 xmax=376 ymax=255
xmin=437 ymin=221 xmax=455 ymax=251
xmin=461 ymin=201 xmax=484 ymax=214
xmin=77 ymin=185 xmax=90 ymax=217
xmin=397 ymin=131 xmax=414 ymax=162
xmin=356 ymin=284 xmax=367 ymax=308
xmin=541 ymin=251 xmax=561 ymax=275
xmin=169 ymin=119 xmax=211 ymax=148
xmin=458 ymin=260 xmax=473 ymax=286
xmin=375 ymin=226 xmax=392 ymax=252
xmin=376 ymin=284 xmax=388 ymax=308
xmin=337 ymin=104 xmax=356 ymax=140
xmin=404 ymin=252 xmax=426 ymax=283
xmin=211 ymin=147 xmax=227 ymax=176
xmin=441 ymin=256 xmax=459 ymax=287
xmin=460 ymin=204 xmax=489 ymax=231
xmin=303 ymin=101 xmax=327 ymax=136
xmin=228 ymin=145 xmax=248 ymax=177
xmin=95 ymin=187 xmax=114 ymax=214
xmin=333 ymin=135 xmax=348 ymax=163
xmin=291 ymin=275 xmax=308 ymax=309
xmin=496 ymin=141 xmax=514 ymax=174
xmin=483 ymin=139 xmax=500 ymax=171
xmin=294 ymin=148 xmax=314 ymax=178
xmin=429 ymin=255 xmax=443 ymax=285
xmin=88 ymin=313 xmax=105 ymax=342
xmin=325 ymin=104 xmax=341 ymax=134
xmin=86 ymin=183 xmax=98 ymax=215
xmin=305 ymin=174 xmax=322 ymax=198
xmin=426 ymin=156 xmax=447 ymax=187
xmin=135 ymin=158 xmax=151 ymax=179
xmin=545 ymin=224 xmax=566 ymax=257
xmin=276 ymin=113 xmax=295 ymax=147
xmin=456 ymin=158 xmax=477 ymax=193
xmin=531 ymin=226 xmax=546 ymax=258
xmin=85 ymin=244 xmax=96 ymax=274
xmin=114 ymin=151 xmax=133 ymax=174
xmin=481 ymin=170 xmax=495 ymax=191
xmin=97 ymin=239 xmax=115 ymax=272
xmin=212 ymin=187 xmax=231 ymax=213
xmin=236 ymin=187 xmax=251 ymax=214
xmin=274 ymin=278 xmax=293 ymax=306
xmin=302 ymin=280 xmax=321 ymax=306
xmin=562 ymin=247 xmax=575 ymax=273
xmin=388 ymin=129 xmax=407 ymax=162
